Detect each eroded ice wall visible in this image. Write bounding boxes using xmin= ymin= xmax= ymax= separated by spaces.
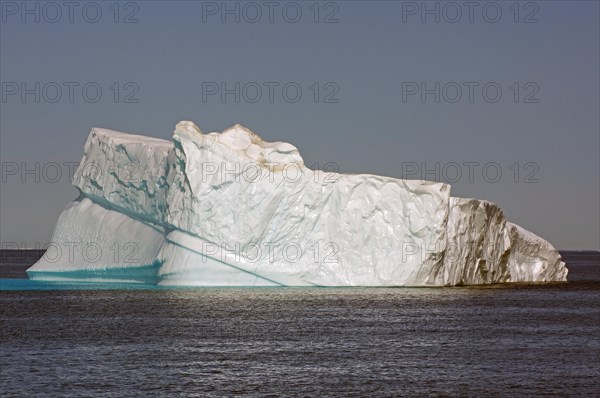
xmin=433 ymin=198 xmax=510 ymax=285
xmin=27 ymin=197 xmax=165 ymax=283
xmin=162 ymin=122 xmax=450 ymax=285
xmin=504 ymin=222 xmax=567 ymax=282
xmin=72 ymin=128 xmax=172 ymax=222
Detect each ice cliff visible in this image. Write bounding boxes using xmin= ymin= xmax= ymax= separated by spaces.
xmin=27 ymin=122 xmax=568 ymax=286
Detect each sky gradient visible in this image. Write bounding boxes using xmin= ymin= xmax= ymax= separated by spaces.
xmin=0 ymin=0 xmax=598 ymax=249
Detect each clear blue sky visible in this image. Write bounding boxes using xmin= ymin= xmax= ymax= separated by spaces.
xmin=1 ymin=1 xmax=598 ymax=249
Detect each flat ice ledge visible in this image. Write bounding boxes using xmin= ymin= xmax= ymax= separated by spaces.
xmin=27 ymin=121 xmax=567 ymax=286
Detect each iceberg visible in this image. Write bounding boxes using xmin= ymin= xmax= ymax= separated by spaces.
xmin=27 ymin=121 xmax=568 ymax=286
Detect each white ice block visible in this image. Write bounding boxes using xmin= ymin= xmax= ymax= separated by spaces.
xmin=27 ymin=121 xmax=567 ymax=286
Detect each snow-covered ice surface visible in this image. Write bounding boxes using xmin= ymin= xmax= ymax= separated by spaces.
xmin=27 ymin=122 xmax=567 ymax=286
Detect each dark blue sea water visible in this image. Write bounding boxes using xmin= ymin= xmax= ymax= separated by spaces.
xmin=1 ymin=251 xmax=599 ymax=397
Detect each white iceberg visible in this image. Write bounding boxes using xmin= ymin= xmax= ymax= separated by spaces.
xmin=27 ymin=121 xmax=568 ymax=286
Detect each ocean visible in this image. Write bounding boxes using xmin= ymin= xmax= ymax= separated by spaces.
xmin=1 ymin=251 xmax=598 ymax=397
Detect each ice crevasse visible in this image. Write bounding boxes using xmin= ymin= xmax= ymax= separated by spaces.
xmin=27 ymin=121 xmax=568 ymax=286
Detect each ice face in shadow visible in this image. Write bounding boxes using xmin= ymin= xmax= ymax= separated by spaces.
xmin=27 ymin=121 xmax=567 ymax=286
